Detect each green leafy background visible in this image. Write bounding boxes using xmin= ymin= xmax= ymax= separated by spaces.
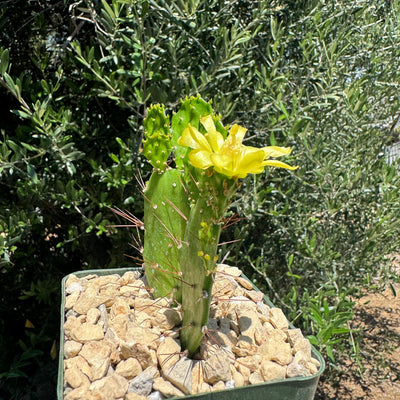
xmin=1 ymin=0 xmax=400 ymax=398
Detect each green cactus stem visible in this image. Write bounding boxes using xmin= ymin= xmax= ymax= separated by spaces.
xmin=142 ymin=169 xmax=189 ymax=300
xmin=142 ymin=105 xmax=190 ymax=300
xmin=179 ymin=172 xmax=237 ymax=356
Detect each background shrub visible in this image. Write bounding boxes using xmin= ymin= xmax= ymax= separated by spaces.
xmin=1 ymin=0 xmax=400 ymax=398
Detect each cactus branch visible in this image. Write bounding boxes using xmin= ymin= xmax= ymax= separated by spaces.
xmin=180 ymin=174 xmax=236 ymax=356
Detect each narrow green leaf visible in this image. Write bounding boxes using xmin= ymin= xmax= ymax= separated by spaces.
xmin=6 ymin=140 xmax=20 ymax=154
xmin=280 ymin=101 xmax=289 ymax=119
xmin=20 ymin=142 xmax=39 ymax=152
xmin=3 ymin=72 xmax=17 ymax=96
xmin=11 ymin=109 xmax=31 ymax=119
xmin=310 ymin=233 xmax=316 ymax=249
xmin=88 ymin=47 xmax=95 ymax=64
xmin=110 ymin=153 xmax=120 ymax=163
xmin=116 ymin=137 xmax=129 ymax=151
xmin=101 ymin=0 xmax=116 ymax=23
xmin=26 ymin=164 xmax=38 ymax=184
xmin=0 ymin=48 xmax=9 ymax=75
xmin=270 ymin=131 xmax=276 ymax=146
xmin=326 ymin=345 xmax=335 ymax=362
xmin=67 ymin=151 xmax=85 ymax=161
xmin=40 ymin=79 xmax=50 ymax=94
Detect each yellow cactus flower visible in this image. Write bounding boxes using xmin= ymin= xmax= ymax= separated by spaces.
xmin=177 ymin=115 xmax=298 ymax=179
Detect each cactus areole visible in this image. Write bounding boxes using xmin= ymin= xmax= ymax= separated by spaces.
xmin=141 ymin=96 xmax=297 ymax=357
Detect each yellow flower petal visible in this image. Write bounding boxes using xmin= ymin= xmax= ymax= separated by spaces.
xmin=178 ymin=124 xmax=212 ymax=152
xmin=263 ymin=159 xmax=298 ymax=170
xmin=237 ymin=148 xmax=266 ymax=175
xmin=211 ymin=153 xmax=232 ymax=172
xmin=200 ymin=116 xmax=224 ymax=152
xmin=189 ymin=149 xmax=214 ymax=169
xmin=212 ymin=148 xmax=265 ymax=179
xmin=263 ymin=146 xmax=292 ymax=158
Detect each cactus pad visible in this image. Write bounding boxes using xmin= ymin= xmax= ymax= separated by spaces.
xmin=142 ymin=104 xmax=171 ymax=171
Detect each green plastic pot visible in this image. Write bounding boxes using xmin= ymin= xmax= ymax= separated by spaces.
xmin=58 ymin=268 xmax=325 ymax=400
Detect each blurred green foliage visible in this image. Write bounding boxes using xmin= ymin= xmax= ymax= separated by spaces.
xmin=1 ymin=0 xmax=400 ymax=398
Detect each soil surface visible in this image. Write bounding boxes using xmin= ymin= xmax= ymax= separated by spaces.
xmin=316 ymin=268 xmax=400 ymax=399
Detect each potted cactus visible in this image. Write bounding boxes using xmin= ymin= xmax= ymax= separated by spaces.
xmin=58 ymin=96 xmax=324 ymax=400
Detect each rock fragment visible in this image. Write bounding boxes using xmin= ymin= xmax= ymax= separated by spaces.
xmin=70 ymin=323 xmax=104 ymax=343
xmin=73 ymin=286 xmax=109 ymax=315
xmin=90 ymin=373 xmax=129 ymax=399
xmin=115 ymin=357 xmax=143 ymax=379
xmin=269 ymin=308 xmax=289 ymax=330
xmin=156 ymin=337 xmax=181 ymax=372
xmin=163 ymin=356 xmax=194 ymax=394
xmin=258 ymin=338 xmax=292 ymax=366
xmin=80 ymin=340 xmax=113 ymax=380
xmin=260 ymin=360 xmax=287 ymax=381
xmin=286 ymin=362 xmax=310 ymax=378
xmin=203 ymin=351 xmax=232 ymax=384
xmin=153 ymin=376 xmax=185 ymax=397
xmin=127 ymin=369 xmax=154 ymax=397
xmin=86 ymin=308 xmax=101 ymax=324
xmin=64 ymin=366 xmax=90 ymax=389
xmin=64 ymin=340 xmax=82 ymax=359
